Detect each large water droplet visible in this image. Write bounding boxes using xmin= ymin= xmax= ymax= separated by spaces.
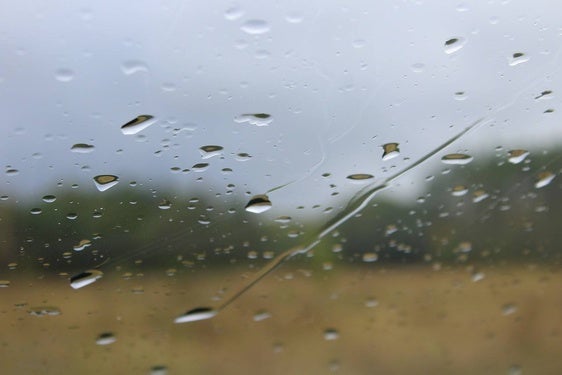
xmin=121 ymin=60 xmax=149 ymax=75
xmin=42 ymin=195 xmax=57 ymax=203
xmin=472 ymin=190 xmax=489 ymax=203
xmin=535 ymin=171 xmax=555 ymax=188
xmin=121 ymin=115 xmax=157 ymax=135
xmin=96 ymin=332 xmax=117 ymax=345
xmin=508 ymin=52 xmax=529 ymax=66
xmin=507 ymin=149 xmax=529 ymax=164
xmin=240 ymin=19 xmax=270 ymax=35
xmin=70 ymin=269 xmax=103 ymax=289
xmin=381 ymin=143 xmax=400 ymax=161
xmin=346 ymin=174 xmax=374 ymax=182
xmin=245 ymin=194 xmax=272 ymax=214
xmin=174 ymin=307 xmax=217 ymax=323
xmin=441 ymin=153 xmax=473 ymax=165
xmin=444 ymin=37 xmax=466 ymax=54
xmin=71 ymin=143 xmax=95 ymax=153
xmin=200 ymin=145 xmax=223 ymax=159
xmin=234 ymin=113 xmax=273 ymax=126
xmin=54 ymin=68 xmax=75 ymax=82
xmin=93 ymin=175 xmax=119 ymax=192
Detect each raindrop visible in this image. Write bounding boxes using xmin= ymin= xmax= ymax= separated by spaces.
xmin=441 ymin=153 xmax=473 ymax=165
xmin=5 ymin=169 xmax=19 ymax=176
xmin=0 ymin=280 xmax=11 ymax=288
xmin=93 ymin=175 xmax=119 ymax=192
xmin=444 ymin=37 xmax=466 ymax=54
xmin=120 ymin=115 xmax=157 ymax=135
xmin=501 ymin=303 xmax=517 ymax=316
xmin=224 ymin=6 xmax=244 ymax=21
xmin=54 ymin=68 xmax=75 ymax=82
xmin=234 ymin=113 xmax=273 ymax=126
xmin=253 ymin=310 xmax=271 ymax=322
xmin=73 ymin=239 xmax=91 ymax=251
xmin=451 ymin=185 xmax=468 ymax=196
xmin=535 ymin=90 xmax=553 ymax=100
xmin=274 ymin=216 xmax=292 ymax=224
xmin=323 ymin=328 xmax=339 ymax=341
xmin=362 ymin=253 xmax=378 ymax=262
xmin=346 ymin=174 xmax=374 ymax=182
xmin=30 ymin=208 xmax=42 ymax=215
xmin=472 ymin=190 xmax=489 ymax=203
xmin=95 ymin=332 xmax=117 ymax=346
xmin=192 ymin=163 xmax=209 ymax=172
xmin=71 ymin=143 xmax=95 ymax=153
xmin=200 ymin=145 xmax=223 ymax=159
xmin=507 ymin=149 xmax=529 ymax=164
xmin=535 ymin=171 xmax=555 ymax=188
xmin=382 ymin=143 xmax=400 ymax=161
xmin=509 ymin=52 xmax=529 ymax=66
xmin=508 ymin=365 xmax=522 ymax=375
xmin=70 ymin=269 xmax=103 ymax=289
xmin=240 ymin=19 xmax=270 ymax=35
xmin=174 ymin=307 xmax=217 ymax=323
xmin=245 ymin=194 xmax=272 ymax=214
xmin=286 ymin=12 xmax=304 ymax=24
xmin=411 ymin=63 xmax=425 ymax=73
xmin=150 ymin=366 xmax=169 ymax=375
xmin=454 ymin=91 xmax=467 ymax=101
xmin=28 ymin=306 xmax=61 ymax=317
xmin=235 ymin=152 xmax=252 ymax=161
xmin=158 ymin=199 xmax=172 ymax=210
xmin=121 ymin=60 xmax=149 ymax=75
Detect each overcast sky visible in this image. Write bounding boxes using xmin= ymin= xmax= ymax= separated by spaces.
xmin=2 ymin=0 xmax=562 ymax=217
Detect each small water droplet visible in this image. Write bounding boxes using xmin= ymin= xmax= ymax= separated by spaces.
xmin=5 ymin=169 xmax=19 ymax=176
xmin=509 ymin=52 xmax=529 ymax=66
xmin=158 ymin=199 xmax=172 ymax=210
xmin=411 ymin=63 xmax=425 ymax=73
xmin=234 ymin=113 xmax=273 ymax=126
xmin=70 ymin=269 xmax=103 ymax=289
xmin=274 ymin=216 xmax=292 ymax=224
xmin=174 ymin=307 xmax=217 ymax=323
xmin=253 ymin=310 xmax=271 ymax=322
xmin=71 ymin=143 xmax=95 ymax=153
xmin=323 ymin=328 xmax=339 ymax=341
xmin=508 ymin=364 xmax=522 ymax=375
xmin=224 ymin=6 xmax=244 ymax=21
xmin=441 ymin=153 xmax=473 ymax=165
xmin=30 ymin=208 xmax=42 ymax=215
xmin=444 ymin=37 xmax=466 ymax=54
xmin=507 ymin=149 xmax=529 ymax=164
xmin=192 ymin=163 xmax=209 ymax=172
xmin=451 ymin=185 xmax=468 ymax=196
xmin=93 ymin=175 xmax=119 ymax=192
xmin=535 ymin=171 xmax=555 ymax=188
xmin=362 ymin=253 xmax=378 ymax=262
xmin=382 ymin=143 xmax=400 ymax=161
xmin=150 ymin=366 xmax=169 ymax=375
xmin=200 ymin=145 xmax=223 ymax=159
xmin=121 ymin=115 xmax=157 ymax=135
xmin=66 ymin=212 xmax=78 ymax=220
xmin=501 ymin=303 xmax=517 ymax=316
xmin=42 ymin=194 xmax=56 ymax=203
xmin=95 ymin=332 xmax=117 ymax=345
xmin=454 ymin=91 xmax=468 ymax=101
xmin=286 ymin=11 xmax=304 ymax=24
xmin=472 ymin=190 xmax=489 ymax=203
xmin=235 ymin=152 xmax=252 ymax=161
xmin=240 ymin=19 xmax=270 ymax=35
xmin=535 ymin=90 xmax=553 ymax=100
xmin=346 ymin=174 xmax=374 ymax=182
xmin=28 ymin=306 xmax=62 ymax=317
xmin=73 ymin=239 xmax=92 ymax=251
xmin=54 ymin=68 xmax=75 ymax=82
xmin=0 ymin=280 xmax=11 ymax=288
xmin=245 ymin=194 xmax=272 ymax=214
xmin=121 ymin=60 xmax=149 ymax=75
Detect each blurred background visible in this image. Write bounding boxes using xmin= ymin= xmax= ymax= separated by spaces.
xmin=1 ymin=1 xmax=562 ymax=374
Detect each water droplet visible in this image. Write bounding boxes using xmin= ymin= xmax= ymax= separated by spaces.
xmin=323 ymin=328 xmax=339 ymax=341
xmin=382 ymin=143 xmax=400 ymax=161
xmin=96 ymin=332 xmax=117 ymax=345
xmin=174 ymin=307 xmax=217 ymax=323
xmin=441 ymin=153 xmax=473 ymax=165
xmin=472 ymin=190 xmax=489 ymax=203
xmin=73 ymin=239 xmax=92 ymax=251
xmin=535 ymin=171 xmax=555 ymax=188
xmin=200 ymin=145 xmax=223 ymax=159
xmin=234 ymin=113 xmax=273 ymax=126
xmin=70 ymin=269 xmax=103 ymax=289
xmin=507 ymin=149 xmax=529 ymax=164
xmin=5 ymin=169 xmax=19 ymax=176
xmin=253 ymin=310 xmax=271 ymax=322
xmin=451 ymin=185 xmax=468 ymax=196
xmin=0 ymin=280 xmax=11 ymax=288
xmin=245 ymin=194 xmax=272 ymax=214
xmin=240 ymin=19 xmax=270 ymax=35
xmin=150 ymin=366 xmax=169 ymax=375
xmin=121 ymin=60 xmax=149 ymax=75
xmin=471 ymin=271 xmax=485 ymax=282
xmin=54 ymin=68 xmax=75 ymax=82
xmin=93 ymin=175 xmax=119 ymax=192
xmin=158 ymin=199 xmax=172 ymax=210
xmin=454 ymin=91 xmax=467 ymax=101
xmin=274 ymin=216 xmax=292 ymax=224
xmin=235 ymin=152 xmax=252 ymax=161
xmin=66 ymin=212 xmax=78 ymax=220
xmin=509 ymin=52 xmax=529 ymax=66
xmin=224 ymin=6 xmax=244 ymax=21
xmin=71 ymin=143 xmax=95 ymax=153
xmin=535 ymin=90 xmax=553 ymax=100
xmin=192 ymin=163 xmax=209 ymax=172
xmin=121 ymin=115 xmax=157 ymax=135
xmin=362 ymin=253 xmax=378 ymax=262
xmin=30 ymin=208 xmax=42 ymax=215
xmin=285 ymin=11 xmax=304 ymax=24
xmin=501 ymin=303 xmax=517 ymax=316
xmin=411 ymin=63 xmax=425 ymax=73
xmin=444 ymin=37 xmax=466 ymax=54
xmin=508 ymin=364 xmax=522 ymax=375
xmin=28 ymin=306 xmax=62 ymax=317
xmin=346 ymin=174 xmax=374 ymax=182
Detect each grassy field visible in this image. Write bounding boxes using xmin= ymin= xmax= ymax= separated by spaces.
xmin=2 ymin=263 xmax=562 ymax=374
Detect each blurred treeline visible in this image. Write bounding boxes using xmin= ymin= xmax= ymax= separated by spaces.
xmin=1 ymin=148 xmax=561 ymax=274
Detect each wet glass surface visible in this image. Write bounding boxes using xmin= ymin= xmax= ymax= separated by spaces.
xmin=2 ymin=1 xmax=562 ymax=374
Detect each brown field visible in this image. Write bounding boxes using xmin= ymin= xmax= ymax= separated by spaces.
xmin=2 ymin=263 xmax=562 ymax=374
